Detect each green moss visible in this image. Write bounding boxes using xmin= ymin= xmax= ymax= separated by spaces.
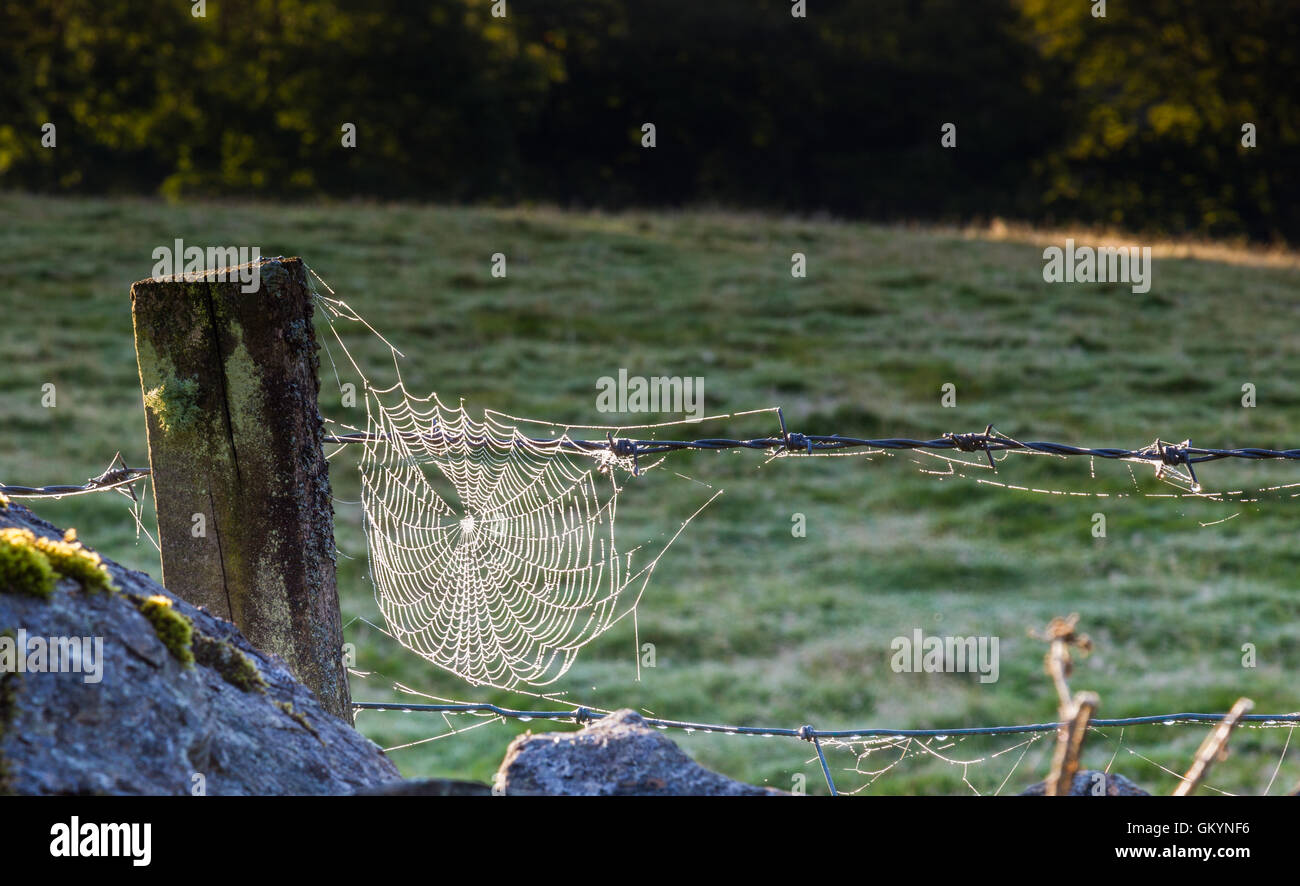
xmin=222 ymin=327 xmax=274 ymax=463
xmin=0 ymin=529 xmax=57 ymax=598
xmin=193 ymin=632 xmax=265 ymax=692
xmin=1 ymin=527 xmax=117 ymax=598
xmin=34 ymin=529 xmax=116 ymax=593
xmin=276 ymin=700 xmax=322 ymax=742
xmin=142 ymin=372 xmax=201 ymax=434
xmin=135 ymin=594 xmax=194 ymax=666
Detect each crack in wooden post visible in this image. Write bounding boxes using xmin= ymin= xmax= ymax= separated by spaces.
xmin=131 ymin=257 xmax=351 ymax=720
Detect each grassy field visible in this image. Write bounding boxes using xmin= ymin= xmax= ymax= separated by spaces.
xmin=2 ymin=192 xmax=1298 ymax=795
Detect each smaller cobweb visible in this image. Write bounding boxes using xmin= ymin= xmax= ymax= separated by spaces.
xmin=343 ymin=642 xmax=1300 ymax=796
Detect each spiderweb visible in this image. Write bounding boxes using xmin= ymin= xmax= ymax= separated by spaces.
xmin=357 ymin=387 xmax=642 ymax=686
xmin=308 ymin=268 xmax=717 ymax=688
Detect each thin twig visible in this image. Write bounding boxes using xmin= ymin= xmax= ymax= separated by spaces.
xmin=1035 ymin=614 xmax=1096 ymax=796
xmin=1173 ymin=697 xmax=1254 ymax=796
xmin=1048 ymin=692 xmax=1099 ymax=796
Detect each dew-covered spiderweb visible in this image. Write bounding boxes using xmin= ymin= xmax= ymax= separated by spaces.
xmin=811 ymin=718 xmax=1300 ymax=795
xmin=308 ymin=268 xmax=719 ymax=688
xmin=358 ymin=386 xmax=644 ymax=686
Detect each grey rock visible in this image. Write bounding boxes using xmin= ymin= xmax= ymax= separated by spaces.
xmin=495 ymin=708 xmax=788 ymax=796
xmin=1021 ymin=770 xmax=1150 ymax=796
xmin=0 ymin=501 xmax=400 ymax=795
xmin=354 ymin=778 xmax=492 ymax=796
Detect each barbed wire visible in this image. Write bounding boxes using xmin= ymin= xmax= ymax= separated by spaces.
xmin=8 ymin=421 xmax=1300 ymax=498
xmin=350 ymin=700 xmax=1300 ymax=737
xmin=351 ymin=701 xmax=1300 ymax=795
xmin=326 ymin=418 xmax=1300 ymax=489
xmin=322 ymin=426 xmax=1300 ymax=464
xmin=0 ymin=465 xmax=151 ymax=499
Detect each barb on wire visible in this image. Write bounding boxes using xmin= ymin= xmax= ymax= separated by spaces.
xmin=1 ymin=452 xmax=151 ymax=499
xmin=798 ymin=723 xmax=839 ymax=796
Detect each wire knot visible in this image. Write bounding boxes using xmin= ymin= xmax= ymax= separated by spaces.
xmin=945 ymin=432 xmax=985 ymax=452
xmin=574 ymin=707 xmax=596 ymax=725
xmin=786 ymin=432 xmax=813 ymax=454
xmin=945 ymin=425 xmax=998 ymax=452
xmin=89 ymin=451 xmax=132 ymax=487
xmin=944 ymin=425 xmax=998 ymax=469
xmin=1142 ymin=438 xmax=1200 ymax=490
xmin=606 ymin=434 xmax=641 ymax=475
xmin=1155 ymin=440 xmax=1189 ymax=466
xmin=797 ymin=724 xmax=816 ymax=741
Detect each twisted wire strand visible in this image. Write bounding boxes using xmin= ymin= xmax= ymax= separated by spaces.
xmin=322 ymin=430 xmax=1300 ymax=464
xmin=351 ymin=701 xmax=1300 ymax=738
xmin=351 ymin=702 xmax=1300 ymax=796
xmin=6 ymin=426 xmax=1300 ymax=498
xmin=0 ymin=468 xmax=151 ymax=499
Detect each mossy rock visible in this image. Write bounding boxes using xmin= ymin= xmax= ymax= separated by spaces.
xmin=193 ymin=633 xmax=265 ymax=692
xmin=275 ymin=700 xmax=322 ymax=743
xmin=134 ymin=595 xmax=194 ymax=666
xmin=0 ymin=527 xmax=116 ymax=598
xmin=0 ymin=530 xmax=57 ymax=599
xmin=0 ymin=500 xmax=399 ymax=794
xmin=33 ymin=529 xmax=116 ymax=593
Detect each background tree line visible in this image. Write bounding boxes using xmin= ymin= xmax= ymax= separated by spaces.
xmin=2 ymin=0 xmax=1297 ymax=241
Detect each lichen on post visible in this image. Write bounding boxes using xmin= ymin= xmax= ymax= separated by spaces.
xmin=130 ymin=257 xmax=350 ymax=720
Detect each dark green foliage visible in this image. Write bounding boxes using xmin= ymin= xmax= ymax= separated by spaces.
xmin=0 ymin=1 xmax=1295 ymax=239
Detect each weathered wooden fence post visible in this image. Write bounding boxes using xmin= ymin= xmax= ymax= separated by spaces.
xmin=130 ymin=257 xmax=351 ymax=720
